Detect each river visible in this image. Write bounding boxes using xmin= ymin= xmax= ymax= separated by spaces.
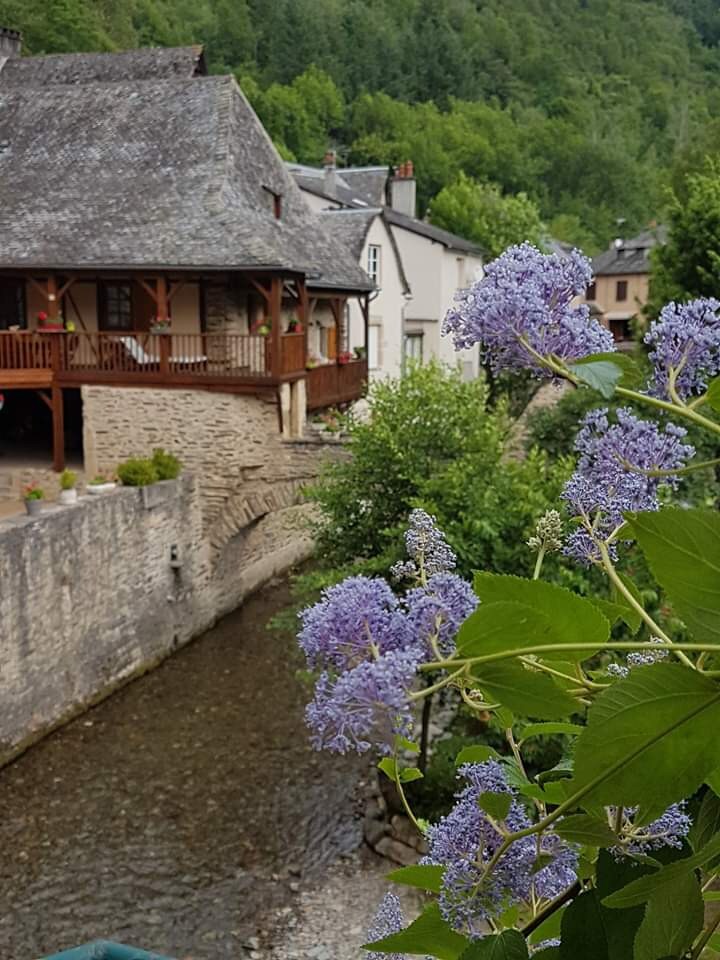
xmin=0 ymin=579 xmax=363 ymax=959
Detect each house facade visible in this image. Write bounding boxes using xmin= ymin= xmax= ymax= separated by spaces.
xmin=0 ymin=34 xmax=372 ymax=471
xmin=288 ymin=156 xmax=483 ymax=381
xmin=583 ymin=226 xmax=666 ymax=342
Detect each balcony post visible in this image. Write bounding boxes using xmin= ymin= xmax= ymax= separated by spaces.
xmin=270 ymin=276 xmax=282 ymax=379
xmin=47 ymin=274 xmax=59 ymax=322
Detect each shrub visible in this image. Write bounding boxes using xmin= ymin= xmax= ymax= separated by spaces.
xmin=59 ymin=469 xmax=77 ymax=491
xmin=117 ymin=457 xmax=159 ymax=487
xmin=23 ymin=483 xmax=44 ymax=500
xmin=151 ymin=447 xmax=181 ymax=480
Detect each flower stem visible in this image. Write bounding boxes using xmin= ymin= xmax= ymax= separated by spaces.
xmin=597 ymin=540 xmax=696 ymax=670
xmin=533 ymin=546 xmax=546 ymax=581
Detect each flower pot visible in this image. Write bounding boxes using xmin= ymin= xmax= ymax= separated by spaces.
xmin=59 ymin=488 xmax=78 ymax=505
xmin=24 ymin=499 xmax=44 ymax=516
xmin=39 ymin=324 xmax=65 ymax=333
xmin=87 ymin=482 xmax=117 ymax=495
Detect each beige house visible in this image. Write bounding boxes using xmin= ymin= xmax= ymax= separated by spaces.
xmin=584 ymin=226 xmax=666 ymax=342
xmin=289 ymin=156 xmax=484 ymax=381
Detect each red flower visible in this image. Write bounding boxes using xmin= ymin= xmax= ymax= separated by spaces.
xmin=37 ymin=311 xmax=48 ymax=323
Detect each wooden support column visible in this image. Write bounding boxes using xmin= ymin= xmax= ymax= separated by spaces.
xmin=47 ymin=275 xmax=59 ymax=321
xmin=156 ymin=276 xmax=168 ymax=323
xmin=297 ymin=279 xmax=309 ymax=364
xmin=270 ymin=276 xmax=283 ymax=378
xmin=51 ymin=384 xmax=65 ymax=472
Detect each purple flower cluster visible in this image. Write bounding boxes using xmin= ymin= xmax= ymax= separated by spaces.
xmin=645 ymin=298 xmax=720 ymax=399
xmin=562 ymin=408 xmax=694 ymax=563
xmin=423 ymin=761 xmax=577 ymax=938
xmin=406 ymin=573 xmax=478 ymax=657
xmin=366 ymin=891 xmax=405 ymax=960
xmin=611 ymin=803 xmax=691 ymax=858
xmin=607 ymin=637 xmax=670 ymax=678
xmin=442 ymin=243 xmax=614 ymax=375
xmin=391 ymin=509 xmax=457 ymax=581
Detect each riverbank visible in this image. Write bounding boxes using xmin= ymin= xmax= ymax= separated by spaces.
xmin=0 ymin=578 xmax=370 ymax=960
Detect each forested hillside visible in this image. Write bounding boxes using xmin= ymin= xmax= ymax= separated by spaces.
xmin=3 ymin=0 xmax=720 ymax=250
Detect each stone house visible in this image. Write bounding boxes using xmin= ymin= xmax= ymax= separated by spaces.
xmin=288 ymin=155 xmax=484 ymax=381
xmin=0 ymin=31 xmax=373 ymax=472
xmin=583 ymin=226 xmax=667 ymax=343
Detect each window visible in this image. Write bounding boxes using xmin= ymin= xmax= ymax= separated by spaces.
xmin=586 ymin=281 xmax=596 ymax=300
xmin=99 ymin=282 xmax=133 ymax=330
xmin=367 ymin=245 xmax=381 ymax=286
xmin=262 ymin=186 xmax=283 ymax=220
xmin=0 ymin=278 xmax=25 ymax=329
xmin=616 ymin=280 xmax=628 ymax=302
xmin=368 ymin=325 xmax=380 ymax=370
xmin=404 ymin=332 xmax=424 ymax=363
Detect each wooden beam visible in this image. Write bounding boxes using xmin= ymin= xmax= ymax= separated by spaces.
xmin=35 ymin=389 xmax=52 ymax=411
xmin=57 ymin=277 xmax=76 ymax=300
xmin=28 ymin=276 xmax=48 ymax=300
xmin=250 ymin=278 xmax=272 ymax=302
xmin=51 ymin=384 xmax=65 ymax=472
xmin=47 ymin=275 xmax=59 ymax=321
xmin=156 ymin=276 xmax=169 ymax=322
xmin=168 ymin=280 xmax=186 ymax=303
xmin=269 ymin=276 xmax=282 ymax=379
xmin=138 ymin=278 xmax=158 ymax=303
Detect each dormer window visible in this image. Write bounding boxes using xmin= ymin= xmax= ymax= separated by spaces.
xmin=263 ymin=186 xmax=283 ymax=220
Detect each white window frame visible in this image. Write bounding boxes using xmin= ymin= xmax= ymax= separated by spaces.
xmin=404 ymin=332 xmax=424 ymax=364
xmin=367 ymin=244 xmax=381 ymax=286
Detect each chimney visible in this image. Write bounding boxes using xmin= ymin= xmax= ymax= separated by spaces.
xmin=323 ymin=149 xmax=337 ymax=197
xmin=0 ymin=27 xmax=21 ymax=59
xmin=388 ymin=159 xmax=417 ymax=218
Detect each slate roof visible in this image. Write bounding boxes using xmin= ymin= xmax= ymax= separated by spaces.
xmin=335 ymin=167 xmax=388 ymax=206
xmin=0 ymin=45 xmax=207 ymax=85
xmin=320 ymin=208 xmax=411 ymax=294
xmin=592 ymin=226 xmax=667 ymax=277
xmin=0 ymin=53 xmax=371 ymax=291
xmin=290 ymin=164 xmax=482 ymax=255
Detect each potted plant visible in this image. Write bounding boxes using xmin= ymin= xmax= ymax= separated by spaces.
xmin=87 ymin=473 xmax=117 ymax=494
xmin=354 ymin=345 xmax=367 ymax=360
xmin=149 ymin=316 xmax=171 ymax=333
xmin=288 ymin=320 xmax=304 ymax=334
xmin=36 ymin=310 xmax=65 ymax=333
xmin=257 ymin=323 xmax=271 ymax=336
xmin=58 ymin=469 xmax=78 ymax=505
xmin=23 ymin=483 xmax=45 ymax=516
xmin=305 ymin=354 xmax=321 ymax=370
xmin=337 ymin=350 xmax=352 ymax=365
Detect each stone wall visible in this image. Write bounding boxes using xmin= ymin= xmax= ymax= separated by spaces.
xmin=0 ymin=477 xmax=316 ymax=766
xmin=81 ymin=385 xmax=320 ymax=543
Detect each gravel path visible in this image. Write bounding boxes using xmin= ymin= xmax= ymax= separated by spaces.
xmin=264 ymin=847 xmax=425 ymax=960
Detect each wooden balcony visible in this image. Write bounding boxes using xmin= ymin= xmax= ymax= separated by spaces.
xmin=306 ymin=359 xmax=369 ymax=410
xmin=0 ymin=330 xmax=308 ymax=392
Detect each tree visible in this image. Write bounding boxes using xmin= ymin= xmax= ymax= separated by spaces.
xmin=650 ymin=158 xmax=720 ymax=310
xmin=429 ymin=173 xmax=544 ymax=257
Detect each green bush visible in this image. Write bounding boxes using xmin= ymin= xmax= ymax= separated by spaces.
xmin=117 ymin=457 xmax=159 ymax=487
xmin=59 ymin=468 xmax=77 ymax=490
xmin=152 ymin=447 xmax=182 ymax=480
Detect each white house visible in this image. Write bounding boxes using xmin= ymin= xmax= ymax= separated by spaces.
xmin=288 ymin=155 xmax=483 ymax=381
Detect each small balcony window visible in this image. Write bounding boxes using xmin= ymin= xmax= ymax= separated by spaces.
xmin=404 ymin=332 xmax=424 ymax=363
xmin=0 ymin=278 xmax=25 ymax=329
xmin=586 ymin=281 xmax=596 ymax=300
xmin=367 ymin=245 xmax=381 ymax=285
xmin=616 ymin=280 xmax=628 ymax=302
xmin=99 ymin=281 xmax=133 ymax=331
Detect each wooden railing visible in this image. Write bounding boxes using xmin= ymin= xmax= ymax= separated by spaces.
xmin=0 ymin=330 xmax=276 ymax=386
xmin=306 ymin=359 xmax=368 ymax=409
xmin=279 ymin=332 xmax=306 ymax=376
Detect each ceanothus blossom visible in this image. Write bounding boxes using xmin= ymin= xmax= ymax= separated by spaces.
xmin=607 ymin=637 xmax=670 ymax=678
xmin=562 ymin=408 xmax=694 ymax=563
xmin=298 ymin=576 xmax=415 ymax=671
xmin=305 ymin=649 xmax=420 ymax=755
xmin=405 ymin=573 xmax=478 ymax=657
xmin=391 ymin=508 xmax=457 ymax=581
xmin=645 ymin=297 xmax=720 ymax=400
xmin=423 ymin=762 xmax=577 ymax=938
xmin=610 ymin=803 xmax=691 ymax=858
xmin=442 ymin=242 xmax=614 ymax=375
xmin=366 ymin=891 xmax=406 ymax=960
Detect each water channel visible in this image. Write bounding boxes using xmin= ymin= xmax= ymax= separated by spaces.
xmin=0 ymin=579 xmax=362 ymax=959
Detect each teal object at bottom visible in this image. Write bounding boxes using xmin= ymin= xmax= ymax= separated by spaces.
xmin=44 ymin=941 xmax=175 ymax=960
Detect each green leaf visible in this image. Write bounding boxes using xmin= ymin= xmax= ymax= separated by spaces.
xmin=478 ymin=791 xmax=512 ymax=820
xmin=633 ymin=870 xmax=704 ymax=960
xmin=399 ymin=767 xmax=424 ymax=783
xmin=378 ymin=757 xmax=398 ymax=780
xmin=472 ymin=661 xmax=578 ymax=719
xmin=603 ymin=831 xmax=720 ymax=908
xmin=472 ymin=573 xmax=609 ymax=661
xmin=455 ymin=745 xmax=500 ymax=766
xmin=363 ymin=902 xmax=469 ymax=958
xmin=573 ymin=663 xmax=720 ymax=811
xmin=568 ymin=359 xmax=624 ymax=398
xmin=459 ymin=930 xmax=529 ymax=959
xmin=626 ymin=507 xmax=720 ymax=643
xmin=456 ymin=600 xmax=556 ymax=658
xmin=527 ymin=903 xmax=567 ymax=945
xmin=689 ymin=788 xmax=720 ymax=853
xmin=387 ymin=864 xmax=445 ymax=893
xmin=555 ymin=814 xmax=618 ymax=847
xmin=532 ymin=951 xmax=560 ymax=960
xmin=571 ymin=351 xmax=643 ymax=390
xmin=520 ymin=722 xmax=584 ymax=741
xmin=396 ymin=735 xmax=420 ymax=753
xmin=706 ymin=375 xmax=720 ymax=414
xmin=559 ymin=888 xmax=642 ymax=960
xmin=591 ymin=598 xmax=642 ymax=634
